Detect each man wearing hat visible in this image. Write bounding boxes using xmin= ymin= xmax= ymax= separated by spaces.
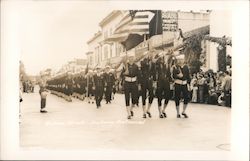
xmin=121 ymin=56 xmax=139 ymax=119
xmin=172 ymin=54 xmax=191 ymax=118
xmin=104 ymin=65 xmax=115 ymax=104
xmin=138 ymin=55 xmax=155 ymax=118
xmin=155 ymin=54 xmax=172 ymax=118
xmin=93 ymin=66 xmax=105 ymax=108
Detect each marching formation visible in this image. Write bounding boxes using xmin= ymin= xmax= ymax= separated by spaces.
xmin=46 ymin=51 xmax=191 ymax=120
xmin=120 ymin=54 xmax=190 ymax=119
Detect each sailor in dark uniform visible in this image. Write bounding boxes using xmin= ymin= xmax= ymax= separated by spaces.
xmin=172 ymin=55 xmax=191 ymax=118
xmin=93 ymin=66 xmax=105 ymax=108
xmin=104 ymin=66 xmax=115 ymax=104
xmin=65 ymin=72 xmax=73 ymax=102
xmin=138 ymin=55 xmax=155 ymax=118
xmin=155 ymin=54 xmax=171 ymax=118
xmin=110 ymin=69 xmax=117 ymax=100
xmin=79 ymin=71 xmax=87 ymax=100
xmin=87 ymin=70 xmax=95 ymax=104
xmin=121 ymin=56 xmax=139 ymax=119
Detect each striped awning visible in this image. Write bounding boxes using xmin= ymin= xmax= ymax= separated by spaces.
xmin=105 ymin=10 xmax=155 ymax=43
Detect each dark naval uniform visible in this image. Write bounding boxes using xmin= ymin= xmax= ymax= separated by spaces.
xmin=137 ymin=57 xmax=156 ymax=118
xmin=121 ymin=63 xmax=139 ymax=107
xmin=65 ymin=74 xmax=74 ymax=102
xmin=172 ymin=64 xmax=191 ymax=118
xmin=139 ymin=58 xmax=155 ymax=107
xmin=79 ymin=75 xmax=87 ymax=100
xmin=104 ymin=72 xmax=115 ymax=103
xmin=93 ymin=73 xmax=105 ymax=108
xmin=155 ymin=57 xmax=171 ymax=118
xmin=87 ymin=74 xmax=95 ymax=103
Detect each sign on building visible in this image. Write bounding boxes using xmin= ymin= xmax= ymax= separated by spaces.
xmin=162 ymin=11 xmax=178 ymax=32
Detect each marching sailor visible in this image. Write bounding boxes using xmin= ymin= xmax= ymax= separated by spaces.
xmin=155 ymin=53 xmax=171 ymax=118
xmin=93 ymin=66 xmax=105 ymax=108
xmin=104 ymin=66 xmax=115 ymax=104
xmin=172 ymin=55 xmax=191 ymax=118
xmin=121 ymin=56 xmax=139 ymax=119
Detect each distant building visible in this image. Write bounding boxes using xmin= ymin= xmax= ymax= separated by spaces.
xmin=86 ymin=10 xmax=210 ymax=68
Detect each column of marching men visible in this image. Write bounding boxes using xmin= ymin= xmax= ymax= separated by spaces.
xmin=46 ymin=52 xmax=191 ymax=120
xmin=46 ymin=66 xmax=117 ymax=108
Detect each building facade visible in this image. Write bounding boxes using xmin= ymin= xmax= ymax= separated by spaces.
xmin=86 ymin=10 xmax=211 ymax=69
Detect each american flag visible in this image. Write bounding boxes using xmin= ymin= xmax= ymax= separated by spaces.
xmin=105 ymin=10 xmax=155 ymax=43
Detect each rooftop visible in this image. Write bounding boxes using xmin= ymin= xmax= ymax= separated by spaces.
xmin=99 ymin=10 xmax=122 ymax=27
xmin=87 ymin=31 xmax=102 ymax=44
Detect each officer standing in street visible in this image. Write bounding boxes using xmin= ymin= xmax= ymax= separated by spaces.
xmin=121 ymin=56 xmax=140 ymax=119
xmin=172 ymin=55 xmax=191 ymax=118
xmin=104 ymin=66 xmax=115 ymax=104
xmin=93 ymin=66 xmax=105 ymax=108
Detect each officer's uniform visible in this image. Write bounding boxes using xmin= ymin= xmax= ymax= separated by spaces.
xmin=155 ymin=57 xmax=171 ymax=118
xmin=93 ymin=72 xmax=105 ymax=108
xmin=104 ymin=71 xmax=115 ymax=103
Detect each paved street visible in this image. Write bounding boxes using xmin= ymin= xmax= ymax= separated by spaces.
xmin=20 ymin=87 xmax=231 ymax=151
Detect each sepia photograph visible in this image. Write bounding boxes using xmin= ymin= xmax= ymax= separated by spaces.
xmin=1 ymin=0 xmax=249 ymax=160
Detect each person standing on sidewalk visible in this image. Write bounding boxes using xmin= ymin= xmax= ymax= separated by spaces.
xmin=221 ymin=71 xmax=231 ymax=107
xmin=172 ymin=55 xmax=191 ymax=118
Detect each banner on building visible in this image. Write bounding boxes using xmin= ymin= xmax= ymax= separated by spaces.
xmin=162 ymin=11 xmax=178 ymax=32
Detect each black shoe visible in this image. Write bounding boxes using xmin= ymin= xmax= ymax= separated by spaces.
xmin=182 ymin=113 xmax=189 ymax=118
xmin=159 ymin=114 xmax=164 ymax=118
xmin=177 ymin=114 xmax=181 ymax=118
xmin=88 ymin=101 xmax=90 ymax=104
xmin=131 ymin=111 xmax=134 ymax=116
xmin=146 ymin=112 xmax=151 ymax=118
xmin=162 ymin=112 xmax=167 ymax=118
xmin=127 ymin=116 xmax=131 ymax=119
xmin=106 ymin=102 xmax=108 ymax=104
xmin=143 ymin=114 xmax=147 ymax=118
xmin=40 ymin=110 xmax=47 ymax=113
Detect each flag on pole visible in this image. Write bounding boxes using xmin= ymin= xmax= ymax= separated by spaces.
xmin=105 ymin=10 xmax=155 ymax=43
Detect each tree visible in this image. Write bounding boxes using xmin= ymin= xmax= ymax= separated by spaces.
xmin=181 ymin=34 xmax=203 ymax=74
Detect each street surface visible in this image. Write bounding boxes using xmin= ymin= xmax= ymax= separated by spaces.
xmin=20 ymin=87 xmax=231 ymax=151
